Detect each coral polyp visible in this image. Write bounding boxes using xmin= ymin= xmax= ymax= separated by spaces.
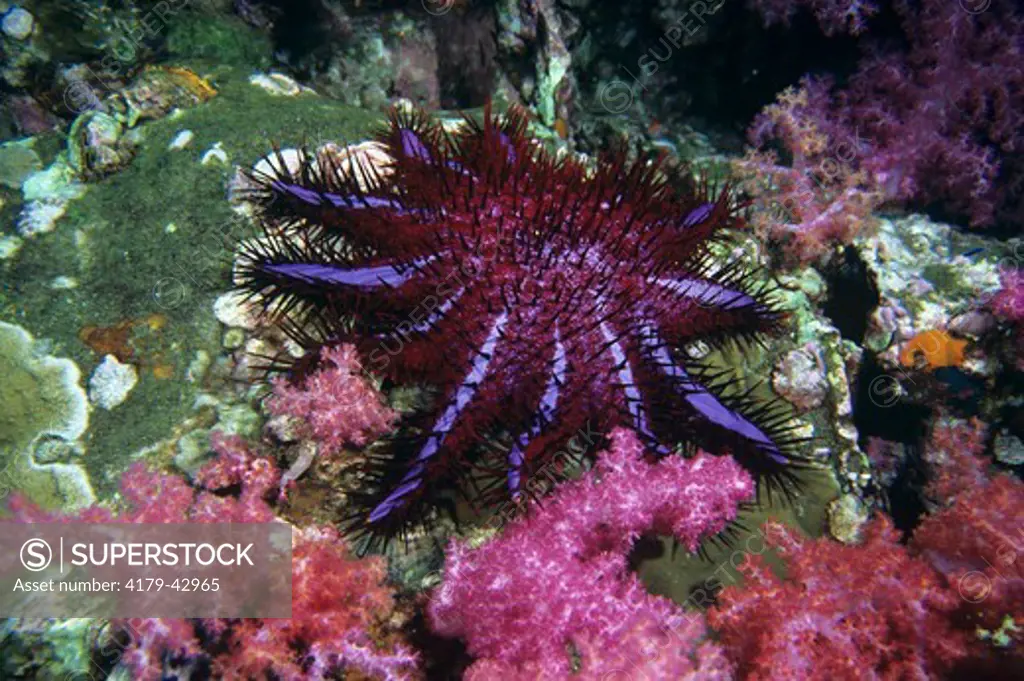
xmin=236 ymin=105 xmax=803 ymax=548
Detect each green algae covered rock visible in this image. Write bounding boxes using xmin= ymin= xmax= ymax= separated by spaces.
xmin=0 ymin=617 xmax=109 ymax=681
xmin=0 ymin=139 xmax=42 ymax=189
xmin=0 ymin=66 xmax=380 ymax=497
xmin=165 ymin=10 xmax=273 ymax=70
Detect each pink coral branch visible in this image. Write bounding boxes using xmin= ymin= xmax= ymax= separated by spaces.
xmin=267 ymin=344 xmax=397 ymax=457
xmin=749 ymin=0 xmax=879 ymax=35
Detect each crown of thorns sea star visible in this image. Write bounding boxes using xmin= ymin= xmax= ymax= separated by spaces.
xmin=235 ymin=104 xmax=806 ymax=551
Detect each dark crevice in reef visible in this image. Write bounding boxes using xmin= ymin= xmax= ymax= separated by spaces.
xmin=572 ymin=2 xmax=865 ymax=141
xmin=430 ymin=6 xmax=498 ymax=109
xmin=405 ymin=606 xmax=471 ymax=680
xmin=821 ymin=246 xmax=880 ymax=344
xmin=851 ymin=354 xmax=931 ymax=534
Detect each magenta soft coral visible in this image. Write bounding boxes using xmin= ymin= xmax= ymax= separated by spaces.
xmin=427 ymin=428 xmax=749 ymax=679
xmin=267 ymin=343 xmax=398 ymax=456
xmin=708 ymin=518 xmax=971 ymax=680
xmin=990 ymin=269 xmax=1024 ymax=367
xmin=5 ymin=431 xmax=279 ymax=524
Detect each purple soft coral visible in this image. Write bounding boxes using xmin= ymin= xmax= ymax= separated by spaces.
xmin=743 ymin=0 xmax=1024 ymax=265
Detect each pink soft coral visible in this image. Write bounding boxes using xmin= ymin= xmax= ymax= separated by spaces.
xmin=738 ymin=80 xmax=883 ymax=266
xmin=6 ymin=433 xmax=419 ymax=681
xmin=914 ymin=444 xmax=1024 ymax=663
xmin=4 ymin=432 xmax=277 ymax=525
xmin=990 ymin=268 xmax=1024 ymax=367
xmin=921 ymin=415 xmax=990 ymax=507
xmin=708 ymin=518 xmax=971 ymax=680
xmin=427 ymin=428 xmax=750 ymax=679
xmin=915 ymin=474 xmax=1024 ymax=647
xmin=267 ymin=344 xmax=397 ymax=456
xmin=116 ymin=527 xmax=418 ymax=681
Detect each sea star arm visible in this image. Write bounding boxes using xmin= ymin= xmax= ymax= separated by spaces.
xmin=637 ymin=321 xmax=795 ymax=478
xmin=648 ymin=274 xmax=781 ymax=347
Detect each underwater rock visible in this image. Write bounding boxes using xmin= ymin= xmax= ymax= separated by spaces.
xmin=0 ymin=234 xmax=22 ymax=260
xmin=199 ymin=141 xmax=229 ymax=166
xmin=0 ymin=320 xmax=93 ymax=511
xmin=212 ymin=295 xmax=249 ymax=340
xmin=87 ymin=354 xmax=138 ymax=410
xmin=16 ymin=153 xmax=85 ymax=237
xmin=0 ymin=138 xmax=41 ymax=189
xmin=859 ymin=215 xmax=1002 ymax=365
xmin=67 ymin=110 xmax=135 ymax=178
xmin=496 ymin=0 xmax=575 ymax=125
xmin=771 ymin=262 xmax=866 ymax=494
xmin=993 ymin=429 xmax=1024 ymax=467
xmin=3 ymin=93 xmax=60 ymax=135
xmin=0 ymin=2 xmax=46 ymax=88
xmin=0 ymin=617 xmax=107 ymax=681
xmin=1 ymin=7 xmax=33 ymax=41
xmin=249 ymin=71 xmax=311 ymax=97
xmin=826 ymin=492 xmax=870 ymax=544
xmin=163 ymin=8 xmax=273 ymax=69
xmin=214 ymin=290 xmax=262 ymax=330
xmin=16 ymin=199 xmax=66 ymax=237
xmin=287 ymin=6 xmax=440 ymax=110
xmin=117 ymin=66 xmax=218 ymax=127
xmin=173 ymin=428 xmax=213 ymax=476
xmin=772 ymin=342 xmax=828 ymax=412
xmin=167 ymin=129 xmax=194 ymax=150
xmin=222 ymin=327 xmax=245 ymax=350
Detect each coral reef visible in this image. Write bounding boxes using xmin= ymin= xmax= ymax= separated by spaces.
xmin=1 ymin=65 xmax=380 ymax=501
xmin=88 ymin=354 xmax=139 ymax=410
xmin=427 ymin=428 xmax=747 ymax=679
xmin=749 ymin=0 xmax=878 ymax=35
xmin=3 ymin=2 xmax=1023 ymax=678
xmin=858 ymin=216 xmax=1002 ymax=366
xmin=710 ymin=411 xmax=1024 ymax=677
xmin=991 ymin=268 xmax=1024 ymax=366
xmin=914 ymin=472 xmax=1024 ymax=653
xmin=117 ymin=525 xmax=419 ymax=681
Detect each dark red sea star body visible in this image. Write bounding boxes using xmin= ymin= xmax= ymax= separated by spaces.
xmin=237 ymin=106 xmax=802 ymax=548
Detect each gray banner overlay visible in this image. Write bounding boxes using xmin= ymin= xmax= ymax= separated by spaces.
xmin=1 ymin=523 xmax=292 ymax=617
